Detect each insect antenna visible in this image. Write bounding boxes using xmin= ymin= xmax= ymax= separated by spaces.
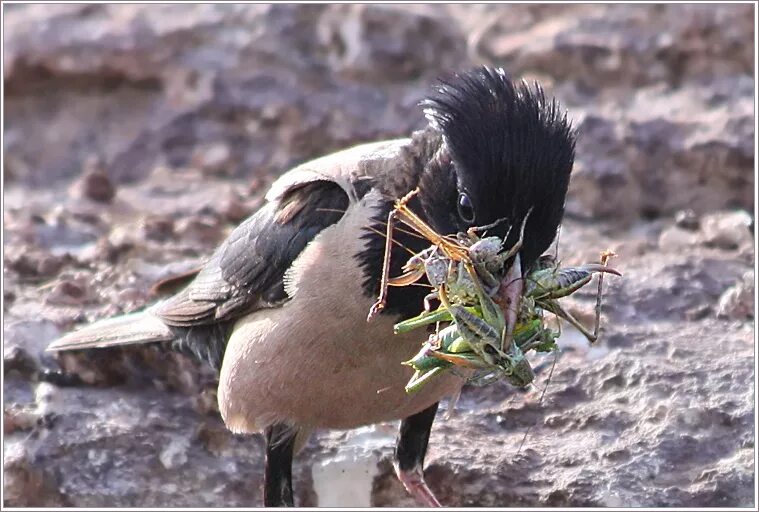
xmin=553 ymin=223 xmax=563 ymax=261
xmin=362 ymin=225 xmax=417 ymax=256
xmin=355 ymin=211 xmax=429 ymax=242
xmin=315 ymin=207 xmax=347 ymax=215
xmin=468 ymin=216 xmax=509 ymax=237
xmin=381 ymin=223 xmax=429 ymax=242
xmin=406 ymin=282 xmax=435 ymax=289
xmin=516 ymin=347 xmax=560 ymax=455
xmin=316 ymin=206 xmax=427 ymax=244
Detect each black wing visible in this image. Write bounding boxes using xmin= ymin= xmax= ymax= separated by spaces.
xmin=154 ymin=180 xmax=349 ymax=327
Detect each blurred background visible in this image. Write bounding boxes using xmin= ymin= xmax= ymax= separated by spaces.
xmin=3 ymin=4 xmax=755 ymax=507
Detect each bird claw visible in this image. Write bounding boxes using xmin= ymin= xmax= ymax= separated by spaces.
xmin=395 ymin=465 xmax=442 ymax=507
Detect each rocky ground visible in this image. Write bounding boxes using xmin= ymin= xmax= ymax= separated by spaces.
xmin=3 ymin=3 xmax=755 ymax=507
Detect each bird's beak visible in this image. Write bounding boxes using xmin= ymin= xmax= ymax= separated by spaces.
xmin=493 ymin=253 xmax=523 ymax=352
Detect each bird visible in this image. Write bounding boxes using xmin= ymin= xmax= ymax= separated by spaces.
xmin=47 ymin=66 xmax=576 ymax=507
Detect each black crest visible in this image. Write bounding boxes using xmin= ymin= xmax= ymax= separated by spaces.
xmin=421 ymin=66 xmax=576 ymax=269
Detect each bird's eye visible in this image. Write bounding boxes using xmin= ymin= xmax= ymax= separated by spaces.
xmin=457 ymin=193 xmax=475 ymax=223
xmin=483 ymin=344 xmax=497 ymax=356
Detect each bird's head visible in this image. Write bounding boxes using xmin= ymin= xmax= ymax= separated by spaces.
xmin=360 ymin=67 xmax=575 ymax=317
xmin=416 ymin=66 xmax=576 ymax=273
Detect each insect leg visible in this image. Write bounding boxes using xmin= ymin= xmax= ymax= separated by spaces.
xmin=368 ymin=207 xmax=400 ymax=321
xmin=592 ymin=250 xmax=618 ymax=341
xmin=394 ymin=306 xmax=453 ymax=334
xmin=517 ymin=346 xmax=560 ymax=455
xmin=387 ymin=266 xmax=427 ymax=287
xmin=495 ymin=207 xmax=533 ymax=265
xmin=540 ymin=299 xmax=598 ymax=344
xmin=404 ymin=367 xmax=446 ymax=394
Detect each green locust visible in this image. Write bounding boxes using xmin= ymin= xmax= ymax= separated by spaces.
xmin=522 ymin=250 xmax=621 ymax=344
xmin=397 ymin=217 xmax=535 ymax=394
xmin=399 ymin=271 xmax=535 ymax=393
xmin=399 ymin=251 xmax=620 ymax=393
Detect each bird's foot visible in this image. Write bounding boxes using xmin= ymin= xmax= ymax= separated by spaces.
xmin=395 ymin=465 xmax=442 ymax=507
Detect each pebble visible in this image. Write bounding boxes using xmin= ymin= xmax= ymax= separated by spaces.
xmin=3 ymin=405 xmax=40 ymax=434
xmin=716 ymin=271 xmax=754 ymax=320
xmin=75 ymin=157 xmax=116 ymax=203
xmin=247 ymin=176 xmax=265 ymax=194
xmin=191 ymin=388 xmax=219 ymax=416
xmin=175 ymin=215 xmax=225 ymax=246
xmin=699 ymin=210 xmax=753 ymax=250
xmin=4 ymin=289 xmax=17 ymax=304
xmin=658 ymin=225 xmax=698 ymax=252
xmin=674 ymin=209 xmax=700 ymax=231
xmin=92 ymin=237 xmax=134 ymax=264
xmin=116 ymin=287 xmax=148 ymax=312
xmin=3 ymin=444 xmax=44 ymax=506
xmin=45 ymin=280 xmax=90 ymax=306
xmin=192 ymin=142 xmax=232 ymax=176
xmin=34 ymin=382 xmax=62 ymax=416
xmin=159 ymin=436 xmax=190 ymax=470
xmin=194 ymin=423 xmax=229 ymax=456
xmin=37 ymin=254 xmax=66 ymax=276
xmin=4 ymin=247 xmax=66 ymax=278
xmin=140 ymin=215 xmax=175 ymax=242
xmin=5 ymin=252 xmax=41 ymax=277
xmin=222 ymin=194 xmax=252 ymax=223
xmin=3 ymin=345 xmax=39 ymax=379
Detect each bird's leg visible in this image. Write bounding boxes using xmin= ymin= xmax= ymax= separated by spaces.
xmin=264 ymin=423 xmax=298 ymax=507
xmin=395 ymin=402 xmax=442 ymax=507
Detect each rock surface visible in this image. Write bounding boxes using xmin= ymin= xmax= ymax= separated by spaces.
xmin=3 ymin=3 xmax=755 ymax=508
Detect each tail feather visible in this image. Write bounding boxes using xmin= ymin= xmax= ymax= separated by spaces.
xmin=46 ymin=311 xmax=174 ymax=352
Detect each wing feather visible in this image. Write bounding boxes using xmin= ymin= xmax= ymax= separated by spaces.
xmin=154 ymin=180 xmax=350 ymax=326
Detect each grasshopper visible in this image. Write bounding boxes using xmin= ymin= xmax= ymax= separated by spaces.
xmin=508 ymin=252 xmax=621 ymax=453
xmin=398 ymin=250 xmax=621 ymax=393
xmin=368 ymin=188 xmax=621 ymax=394
xmin=366 ymin=188 xmax=527 ymax=326
xmin=394 ymin=240 xmax=535 ymax=394
xmin=522 ymin=250 xmax=620 ymax=344
xmin=365 ymin=188 xmax=537 ymax=391
xmin=401 ymin=306 xmax=536 ymax=394
xmin=367 ymin=187 xmax=533 ymax=354
xmin=397 ymin=261 xmax=534 ymax=394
